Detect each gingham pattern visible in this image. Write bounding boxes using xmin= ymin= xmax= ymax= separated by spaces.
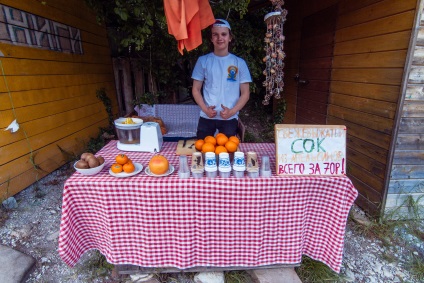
xmin=135 ymin=104 xmax=200 ymax=138
xmin=58 ymin=141 xmax=358 ymax=273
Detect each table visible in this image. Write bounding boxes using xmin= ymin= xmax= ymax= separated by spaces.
xmin=58 ymin=141 xmax=357 ymax=273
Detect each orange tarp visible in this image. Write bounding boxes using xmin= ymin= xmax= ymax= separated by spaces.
xmin=164 ymin=0 xmax=215 ymax=54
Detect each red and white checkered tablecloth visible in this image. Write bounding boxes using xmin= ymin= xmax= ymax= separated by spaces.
xmin=58 ymin=141 xmax=357 ymax=273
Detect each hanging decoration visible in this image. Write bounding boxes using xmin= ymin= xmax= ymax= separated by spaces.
xmin=262 ymin=0 xmax=287 ymax=105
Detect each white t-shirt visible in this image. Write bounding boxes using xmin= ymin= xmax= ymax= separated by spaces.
xmin=191 ymin=52 xmax=252 ymax=120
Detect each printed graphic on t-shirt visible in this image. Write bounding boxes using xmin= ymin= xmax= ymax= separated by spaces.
xmin=227 ymin=65 xmax=238 ymax=81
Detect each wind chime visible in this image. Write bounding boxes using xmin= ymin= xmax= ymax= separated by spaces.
xmin=262 ymin=0 xmax=287 ymax=105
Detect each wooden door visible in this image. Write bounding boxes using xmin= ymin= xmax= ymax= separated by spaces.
xmin=295 ymin=5 xmax=338 ymax=124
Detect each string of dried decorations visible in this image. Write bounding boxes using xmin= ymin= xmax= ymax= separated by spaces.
xmin=262 ymin=0 xmax=287 ymax=105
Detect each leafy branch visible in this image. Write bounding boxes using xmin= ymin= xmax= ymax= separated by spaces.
xmin=84 ymin=0 xmax=269 ymax=103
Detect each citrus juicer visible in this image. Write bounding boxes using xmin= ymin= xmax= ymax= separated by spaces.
xmin=114 ymin=117 xmax=163 ymax=152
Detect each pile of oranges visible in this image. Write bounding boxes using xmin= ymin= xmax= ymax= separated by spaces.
xmin=195 ymin=133 xmax=239 ymax=154
xmin=110 ymin=154 xmax=135 ymax=173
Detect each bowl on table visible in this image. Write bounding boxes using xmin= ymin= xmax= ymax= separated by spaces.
xmin=74 ymin=161 xmax=105 ymax=176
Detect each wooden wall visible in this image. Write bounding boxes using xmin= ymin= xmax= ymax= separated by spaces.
xmin=0 ymin=0 xmax=117 ymax=199
xmin=386 ymin=2 xmax=424 ymax=216
xmin=282 ymin=0 xmax=417 ymax=216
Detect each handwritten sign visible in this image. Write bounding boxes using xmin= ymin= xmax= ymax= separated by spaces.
xmin=275 ymin=124 xmax=347 ymax=176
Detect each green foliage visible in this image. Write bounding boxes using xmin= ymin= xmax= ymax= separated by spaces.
xmin=213 ymin=0 xmax=250 ymax=19
xmin=409 ymin=254 xmax=424 ymax=281
xmin=349 ymin=196 xmax=424 ymax=281
xmin=133 ymin=91 xmax=167 ymax=106
xmin=243 ymin=131 xmax=259 ymax=142
xmin=274 ymin=99 xmax=287 ymax=124
xmin=85 ymin=0 xmax=160 ymax=51
xmin=405 ymin=194 xmax=424 ymax=220
xmin=296 ymin=256 xmax=342 ymax=282
xmin=239 ymin=89 xmax=277 ymax=142
xmin=230 ymin=10 xmax=269 ymax=93
xmin=84 ymin=0 xmax=272 ymax=103
xmin=79 ymin=251 xmax=114 ymax=279
xmin=225 ymin=270 xmax=250 ymax=283
xmin=85 ymin=131 xmax=108 ymax=154
xmin=96 ymin=88 xmax=114 ymax=129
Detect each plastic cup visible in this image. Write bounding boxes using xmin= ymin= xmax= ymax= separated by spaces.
xmin=178 ymin=155 xmax=190 ymax=178
xmin=191 ymin=152 xmax=204 ymax=178
xmin=233 ymin=170 xmax=245 ymax=178
xmin=218 ymin=152 xmax=231 ymax=178
xmin=218 ymin=153 xmax=231 ymax=171
xmin=205 ymin=152 xmax=217 ymax=178
xmin=233 ymin=151 xmax=246 ymax=171
xmin=206 ymin=171 xmax=217 ymax=178
xmin=260 ymin=155 xmax=271 ymax=177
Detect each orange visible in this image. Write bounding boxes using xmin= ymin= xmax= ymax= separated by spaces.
xmin=123 ymin=162 xmax=135 ymax=173
xmin=224 ymin=140 xmax=238 ymax=153
xmin=215 ymin=145 xmax=228 ymax=155
xmin=149 ymin=155 xmax=169 ymax=175
xmin=229 ymin=136 xmax=240 ymax=146
xmin=111 ymin=163 xmax=123 ymax=173
xmin=195 ymin=139 xmax=205 ymax=151
xmin=216 ymin=135 xmax=229 ymax=146
xmin=204 ymin=136 xmax=217 ymax=146
xmin=201 ymin=142 xmax=216 ymax=153
xmin=116 ymin=154 xmax=129 ymax=165
xmin=215 ymin=133 xmax=226 ymax=139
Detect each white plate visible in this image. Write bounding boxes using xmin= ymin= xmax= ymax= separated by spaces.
xmin=145 ymin=164 xmax=175 ymax=177
xmin=109 ymin=163 xmax=143 ymax=178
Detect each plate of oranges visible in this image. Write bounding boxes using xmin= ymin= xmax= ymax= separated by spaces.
xmin=194 ymin=134 xmax=240 ymax=154
xmin=109 ymin=154 xmax=143 ymax=178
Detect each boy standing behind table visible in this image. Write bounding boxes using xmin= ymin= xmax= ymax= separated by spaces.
xmin=191 ymin=19 xmax=252 ymax=139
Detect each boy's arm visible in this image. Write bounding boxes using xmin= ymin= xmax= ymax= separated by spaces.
xmin=220 ymin=83 xmax=250 ymax=119
xmin=192 ymin=80 xmax=217 ymax=118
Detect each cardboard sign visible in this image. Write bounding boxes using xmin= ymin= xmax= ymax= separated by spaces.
xmin=275 ymin=124 xmax=347 ymax=176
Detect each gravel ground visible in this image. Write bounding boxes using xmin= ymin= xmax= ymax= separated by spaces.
xmin=1 ymin=163 xmax=423 ymax=283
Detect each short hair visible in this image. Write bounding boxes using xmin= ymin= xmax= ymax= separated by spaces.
xmin=208 ymin=23 xmax=236 ymax=51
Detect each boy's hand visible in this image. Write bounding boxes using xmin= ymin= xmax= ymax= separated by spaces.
xmin=205 ymin=105 xmax=217 ymax=118
xmin=220 ymin=104 xmax=232 ymax=119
